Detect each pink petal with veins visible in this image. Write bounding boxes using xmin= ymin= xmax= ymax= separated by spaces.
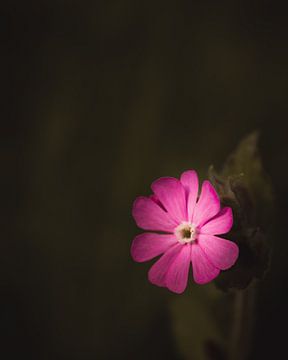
xmin=131 ymin=233 xmax=177 ymax=262
xmin=148 ymin=244 xmax=182 ymax=287
xmin=165 ymin=244 xmax=191 ymax=293
xmin=201 ymin=207 xmax=233 ymax=235
xmin=180 ymin=170 xmax=199 ymax=222
xmin=151 ymin=177 xmax=187 ymax=223
xmin=193 ymin=180 xmax=220 ymax=227
xmin=198 ymin=234 xmax=239 ymax=270
xmin=191 ymin=244 xmax=220 ymax=284
xmin=132 ymin=196 xmax=177 ymax=232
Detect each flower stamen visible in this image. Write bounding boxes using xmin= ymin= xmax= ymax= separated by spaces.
xmin=175 ymin=222 xmax=198 ymax=244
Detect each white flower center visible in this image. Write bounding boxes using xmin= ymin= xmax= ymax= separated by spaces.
xmin=175 ymin=222 xmax=198 ymax=244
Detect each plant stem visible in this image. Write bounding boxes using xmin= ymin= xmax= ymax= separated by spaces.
xmin=230 ymin=284 xmax=257 ymax=360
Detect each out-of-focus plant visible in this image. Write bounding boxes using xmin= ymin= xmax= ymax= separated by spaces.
xmin=210 ymin=131 xmax=273 ymax=291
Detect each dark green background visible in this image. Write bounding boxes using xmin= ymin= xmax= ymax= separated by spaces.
xmin=2 ymin=1 xmax=288 ymax=359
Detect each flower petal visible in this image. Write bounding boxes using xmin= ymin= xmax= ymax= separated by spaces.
xmin=180 ymin=170 xmax=199 ymax=222
xmin=200 ymin=207 xmax=233 ymax=235
xmin=148 ymin=244 xmax=182 ymax=287
xmin=149 ymin=194 xmax=166 ymax=210
xmin=132 ymin=196 xmax=177 ymax=232
xmin=131 ymin=233 xmax=177 ymax=262
xmin=193 ymin=180 xmax=220 ymax=227
xmin=151 ymin=177 xmax=187 ymax=223
xmin=191 ymin=244 xmax=220 ymax=284
xmin=165 ymin=244 xmax=191 ymax=294
xmin=198 ymin=234 xmax=239 ymax=270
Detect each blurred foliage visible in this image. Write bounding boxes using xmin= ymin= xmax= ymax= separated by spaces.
xmin=209 ymin=132 xmax=274 ymax=290
xmin=210 ymin=132 xmax=274 ymax=229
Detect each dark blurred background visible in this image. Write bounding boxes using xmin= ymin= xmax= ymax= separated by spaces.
xmin=1 ymin=1 xmax=288 ymax=359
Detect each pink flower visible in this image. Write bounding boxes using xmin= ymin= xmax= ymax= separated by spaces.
xmin=131 ymin=170 xmax=239 ymax=294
